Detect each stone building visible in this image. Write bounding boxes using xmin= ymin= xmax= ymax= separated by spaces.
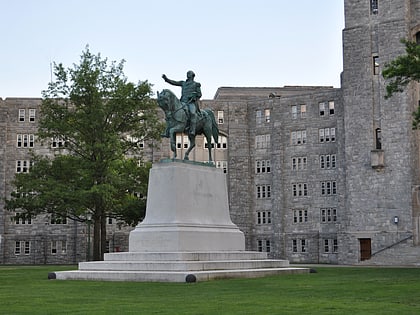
xmin=1 ymin=0 xmax=420 ymax=265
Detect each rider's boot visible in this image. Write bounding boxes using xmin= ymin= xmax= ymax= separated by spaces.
xmin=189 ymin=115 xmax=196 ymax=136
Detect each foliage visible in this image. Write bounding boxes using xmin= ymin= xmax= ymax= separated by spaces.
xmin=5 ymin=47 xmax=163 ymax=260
xmin=383 ymin=39 xmax=420 ymax=128
xmin=383 ymin=39 xmax=420 ymax=99
xmin=1 ymin=266 xmax=420 ymax=314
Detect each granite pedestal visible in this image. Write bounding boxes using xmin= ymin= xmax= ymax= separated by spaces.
xmin=51 ymin=161 xmax=308 ymax=282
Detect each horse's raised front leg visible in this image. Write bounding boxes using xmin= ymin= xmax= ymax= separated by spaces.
xmin=169 ymin=129 xmax=177 ymax=160
xmin=184 ymin=134 xmax=196 ymax=160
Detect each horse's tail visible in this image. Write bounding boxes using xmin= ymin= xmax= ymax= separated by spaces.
xmin=207 ymin=109 xmax=219 ymax=144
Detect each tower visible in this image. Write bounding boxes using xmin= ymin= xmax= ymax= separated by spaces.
xmin=341 ymin=0 xmax=420 ymax=263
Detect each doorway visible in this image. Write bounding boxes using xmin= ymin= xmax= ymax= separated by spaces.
xmin=359 ymin=238 xmax=372 ymax=261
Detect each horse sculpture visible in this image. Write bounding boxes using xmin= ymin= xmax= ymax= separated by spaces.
xmin=157 ymin=89 xmax=219 ymax=162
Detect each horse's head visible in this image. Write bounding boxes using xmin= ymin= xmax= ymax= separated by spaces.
xmin=157 ymin=89 xmax=178 ymax=112
xmin=157 ymin=89 xmax=171 ymax=111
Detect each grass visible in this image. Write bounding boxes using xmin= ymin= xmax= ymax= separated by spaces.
xmin=0 ymin=265 xmax=420 ymax=314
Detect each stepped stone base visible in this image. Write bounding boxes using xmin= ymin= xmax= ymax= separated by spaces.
xmin=51 ymin=251 xmax=309 ymax=282
xmin=50 ymin=162 xmax=308 ymax=282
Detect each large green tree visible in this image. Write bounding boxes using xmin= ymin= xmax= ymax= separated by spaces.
xmin=5 ymin=47 xmax=163 ymax=260
xmin=382 ymin=39 xmax=420 ymax=127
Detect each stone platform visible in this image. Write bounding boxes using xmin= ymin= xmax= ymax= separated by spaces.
xmin=51 ymin=251 xmax=308 ymax=282
xmin=50 ymin=161 xmax=308 ymax=282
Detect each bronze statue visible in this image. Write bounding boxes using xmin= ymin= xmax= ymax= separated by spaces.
xmin=162 ymin=71 xmax=202 ymax=136
xmin=157 ymin=88 xmax=219 ymax=162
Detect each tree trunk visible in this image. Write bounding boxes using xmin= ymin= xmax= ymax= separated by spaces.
xmin=92 ymin=217 xmax=101 ymax=261
xmin=100 ymin=214 xmax=107 ymax=260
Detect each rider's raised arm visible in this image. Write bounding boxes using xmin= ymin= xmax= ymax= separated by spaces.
xmin=162 ymin=74 xmax=183 ymax=86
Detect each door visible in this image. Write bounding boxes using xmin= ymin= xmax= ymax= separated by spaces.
xmin=359 ymin=238 xmax=371 ymax=261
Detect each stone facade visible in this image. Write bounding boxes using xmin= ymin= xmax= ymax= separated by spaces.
xmin=1 ymin=0 xmax=420 ymax=265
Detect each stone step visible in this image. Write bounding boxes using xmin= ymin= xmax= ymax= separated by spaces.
xmin=52 ymin=267 xmax=309 ymax=283
xmin=104 ymin=251 xmax=269 ymax=262
xmin=79 ymin=259 xmax=289 ymax=272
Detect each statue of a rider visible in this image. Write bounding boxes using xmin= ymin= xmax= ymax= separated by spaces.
xmin=161 ymin=71 xmax=202 ymax=137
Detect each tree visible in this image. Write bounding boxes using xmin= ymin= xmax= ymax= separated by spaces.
xmin=5 ymin=47 xmax=163 ymax=260
xmin=382 ymin=39 xmax=420 ymax=127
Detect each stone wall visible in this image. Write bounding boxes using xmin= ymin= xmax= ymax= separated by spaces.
xmin=341 ymin=0 xmax=419 ymax=264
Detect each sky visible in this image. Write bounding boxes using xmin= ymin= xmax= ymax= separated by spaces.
xmin=0 ymin=0 xmax=344 ymax=100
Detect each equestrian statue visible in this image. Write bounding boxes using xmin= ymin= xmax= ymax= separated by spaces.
xmin=158 ymin=71 xmax=219 ymax=162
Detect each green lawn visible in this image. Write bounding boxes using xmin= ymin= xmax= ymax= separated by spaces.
xmin=0 ymin=265 xmax=419 ymax=314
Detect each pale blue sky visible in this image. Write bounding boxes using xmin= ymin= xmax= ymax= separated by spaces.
xmin=0 ymin=0 xmax=344 ymax=99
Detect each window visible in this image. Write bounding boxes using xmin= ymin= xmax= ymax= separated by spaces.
xmin=14 ymin=213 xmax=32 ymax=225
xmin=257 ymin=239 xmax=271 ymax=252
xmin=17 ymin=134 xmax=35 ymax=148
xmin=321 ymin=208 xmax=337 ymax=223
xmin=319 ymin=102 xmax=326 ymax=116
xmin=256 ymin=109 xmax=270 ymax=124
xmin=16 ymin=160 xmax=30 ymax=173
xmin=217 ymin=110 xmax=224 ymax=124
xmin=15 ymin=241 xmax=30 ymax=255
xmin=300 ymin=104 xmax=307 ymax=118
xmin=126 ymin=135 xmax=144 ymax=148
xmin=17 ymin=134 xmax=22 ymax=147
xmin=51 ymin=241 xmax=57 ymax=254
xmin=292 ymin=105 xmax=306 ymax=119
xmin=52 ymin=137 xmax=66 ymax=148
xmin=216 ymin=136 xmax=227 ymax=149
xmin=29 ymin=109 xmax=36 ymax=122
xmin=50 ymin=214 xmax=67 ymax=225
xmin=256 ymin=110 xmax=262 ymax=124
xmin=320 ymin=154 xmax=337 ymax=169
xmin=257 ymin=211 xmax=272 ymax=224
xmin=134 ymin=191 xmax=144 ymax=199
xmin=176 ymin=135 xmax=182 ymax=149
xmin=108 ymin=217 xmax=113 ymax=224
xmin=375 ymin=128 xmax=382 ymax=150
xmin=265 ymin=109 xmax=271 ymax=123
xmin=319 ymin=128 xmax=336 ymax=143
xmin=204 ymin=137 xmax=215 ymax=149
xmin=293 ymin=209 xmax=308 ymax=223
xmin=292 ymin=239 xmax=307 ymax=253
xmin=292 ymin=105 xmax=297 ymax=119
xmin=321 ymin=181 xmax=337 ymax=196
xmin=370 ymin=0 xmax=378 ymax=15
xmin=324 ymin=239 xmax=338 ymax=253
xmin=256 ymin=160 xmax=271 ymax=174
xmin=328 ymin=101 xmax=335 ymax=115
xmin=256 ymin=185 xmax=271 ymax=199
xmin=178 ymin=135 xmax=192 ymax=149
xmin=320 ymin=101 xmax=335 ymax=116
xmin=291 ymin=130 xmax=306 ymax=145
xmin=292 ymin=156 xmax=307 ymax=171
xmin=51 ymin=240 xmax=67 ymax=255
xmin=61 ymin=240 xmax=67 ymax=254
xmin=373 ymin=56 xmax=379 ymax=75
xmin=216 ymin=161 xmax=228 ymax=173
xmin=292 ymin=183 xmax=308 ymax=197
xmin=183 ymin=135 xmax=189 ymax=149
xmin=19 ymin=109 xmax=25 ymax=122
xmin=255 ymin=134 xmax=270 ymax=149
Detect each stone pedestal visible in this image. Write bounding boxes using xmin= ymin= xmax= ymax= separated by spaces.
xmin=51 ymin=161 xmax=308 ymax=282
xmin=129 ymin=161 xmax=245 ymax=252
